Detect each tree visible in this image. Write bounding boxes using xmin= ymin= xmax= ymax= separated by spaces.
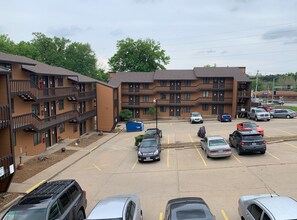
xmin=119 ymin=109 xmax=132 ymax=121
xmin=0 ymin=34 xmax=15 ymax=53
xmin=108 ymin=38 xmax=170 ymax=72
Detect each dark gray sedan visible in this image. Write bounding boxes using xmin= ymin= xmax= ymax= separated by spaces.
xmin=270 ymin=109 xmax=296 ymax=118
xmin=138 ymin=136 xmax=161 ymax=162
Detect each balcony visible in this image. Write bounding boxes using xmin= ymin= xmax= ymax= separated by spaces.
xmin=10 ymin=80 xmax=76 ymax=101
xmin=197 ymin=97 xmax=233 ymax=104
xmin=0 ymin=154 xmax=14 ymax=182
xmin=121 ymin=102 xmax=152 ymax=108
xmin=71 ymin=109 xmax=96 ymax=122
xmin=77 ymin=90 xmax=96 ymax=101
xmin=0 ymin=105 xmax=10 ymax=128
xmin=12 ymin=110 xmax=77 ymax=131
xmin=197 ymin=83 xmax=233 ymax=91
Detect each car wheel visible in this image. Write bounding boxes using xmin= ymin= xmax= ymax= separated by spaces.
xmin=267 ymin=119 xmax=270 ymax=121
xmin=140 ymin=210 xmax=143 ymax=220
xmin=238 ymin=146 xmax=243 ymax=155
xmin=255 ymin=117 xmax=258 ymax=121
xmin=286 ymin=115 xmax=290 ymax=119
xmin=261 ymin=150 xmax=266 ymax=154
xmin=229 ymin=140 xmax=233 ymax=147
xmin=247 ymin=115 xmax=250 ymax=119
xmin=270 ymin=115 xmax=274 ymax=119
xmin=77 ymin=210 xmax=84 ymax=220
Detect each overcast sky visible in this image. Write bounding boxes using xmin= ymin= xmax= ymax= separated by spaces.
xmin=1 ymin=0 xmax=297 ymax=75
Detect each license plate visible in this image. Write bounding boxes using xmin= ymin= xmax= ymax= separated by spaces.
xmin=252 ymin=143 xmax=257 ymax=146
xmin=218 ymin=150 xmax=223 ymax=153
xmin=145 ymin=157 xmax=151 ymax=160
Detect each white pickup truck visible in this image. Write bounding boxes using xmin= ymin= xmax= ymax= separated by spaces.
xmin=247 ymin=107 xmax=270 ymax=121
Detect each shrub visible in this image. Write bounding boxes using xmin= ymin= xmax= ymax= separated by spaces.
xmin=120 ymin=109 xmax=132 ymax=121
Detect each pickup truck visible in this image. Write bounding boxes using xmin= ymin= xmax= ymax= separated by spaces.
xmin=247 ymin=107 xmax=270 ymax=121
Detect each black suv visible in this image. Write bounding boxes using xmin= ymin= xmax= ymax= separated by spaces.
xmin=2 ymin=179 xmax=87 ymax=220
xmin=229 ymin=130 xmax=266 ymax=155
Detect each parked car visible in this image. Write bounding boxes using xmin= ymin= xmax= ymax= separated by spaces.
xmin=270 ymin=109 xmax=296 ymax=119
xmin=145 ymin=127 xmax=162 ymax=138
xmin=164 ymin=197 xmax=215 ymax=220
xmin=229 ymin=130 xmax=266 ymax=155
xmin=247 ymin=107 xmax=270 ymax=121
xmin=269 ymin=99 xmax=285 ymax=105
xmin=237 ymin=122 xmax=264 ymax=136
xmin=217 ymin=113 xmax=232 ymax=122
xmin=87 ymin=194 xmax=143 ymax=220
xmin=190 ymin=112 xmax=203 ymax=124
xmin=138 ymin=135 xmax=161 ymax=162
xmin=200 ymin=136 xmax=232 ymax=158
xmin=238 ymin=194 xmax=297 ymax=220
xmin=2 ymin=179 xmax=87 ymax=220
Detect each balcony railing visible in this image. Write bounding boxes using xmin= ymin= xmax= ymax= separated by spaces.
xmin=197 ymin=97 xmax=233 ymax=104
xmin=197 ymin=83 xmax=234 ymax=90
xmin=12 ymin=110 xmax=77 ymax=131
xmin=0 ymin=104 xmax=10 ymax=128
xmin=0 ymin=154 xmax=14 ymax=181
xmin=78 ymin=109 xmax=96 ymax=122
xmin=77 ymin=90 xmax=96 ymax=101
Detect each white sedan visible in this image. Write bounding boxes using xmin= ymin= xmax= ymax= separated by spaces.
xmin=200 ymin=136 xmax=232 ymax=158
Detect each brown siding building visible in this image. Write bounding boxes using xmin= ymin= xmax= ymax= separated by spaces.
xmin=109 ymin=67 xmax=252 ymax=119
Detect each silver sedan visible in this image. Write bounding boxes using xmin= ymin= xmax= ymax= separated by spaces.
xmin=200 ymin=136 xmax=232 ymax=158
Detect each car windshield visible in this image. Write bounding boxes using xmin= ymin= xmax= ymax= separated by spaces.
xmin=192 ymin=113 xmax=200 ymax=117
xmin=2 ymin=209 xmax=47 ymax=220
xmin=255 ymin=109 xmax=265 ymax=113
xmin=243 ymin=123 xmax=256 ymax=129
xmin=242 ymin=135 xmax=263 ymax=141
xmin=145 ymin=130 xmax=157 ymax=135
xmin=209 ymin=139 xmax=227 ymax=147
xmin=140 ymin=139 xmax=157 ymax=148
xmin=170 ymin=203 xmax=212 ymax=220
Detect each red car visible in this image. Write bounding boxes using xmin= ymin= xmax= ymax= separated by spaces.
xmin=237 ymin=122 xmax=264 ymax=136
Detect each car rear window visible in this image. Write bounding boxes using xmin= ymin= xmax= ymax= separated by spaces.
xmin=242 ymin=135 xmax=263 ymax=141
xmin=209 ymin=139 xmax=227 ymax=147
xmin=171 ymin=203 xmax=212 ymax=220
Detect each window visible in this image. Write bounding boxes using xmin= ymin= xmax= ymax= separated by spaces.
xmin=32 ymin=104 xmax=40 ymax=115
xmin=248 ymin=204 xmax=263 ymax=220
xmin=143 ymin=83 xmax=149 ymax=89
xmin=203 ymin=91 xmax=209 ymax=97
xmin=202 ymin=104 xmax=209 ymax=111
xmin=184 ymin=107 xmax=190 ymax=112
xmin=33 ymin=132 xmax=42 ymax=145
xmin=184 ymin=93 xmax=191 ymax=100
xmin=67 ymin=184 xmax=79 ymax=200
xmin=143 ymin=108 xmax=149 ymax=115
xmin=160 ymin=93 xmax=166 ymax=100
xmin=59 ymin=192 xmax=71 ymax=211
xmin=57 ymin=76 xmax=63 ymax=86
xmin=49 ymin=202 xmax=61 ymax=220
xmin=160 ymin=106 xmax=166 ymax=112
xmin=30 ymin=75 xmax=39 ymax=86
xmin=184 ymin=80 xmax=191 ymax=86
xmin=143 ymin=96 xmax=149 ymax=102
xmin=60 ymin=123 xmax=65 ymax=133
xmin=125 ymin=201 xmax=136 ymax=220
xmin=160 ymin=81 xmax=167 ymax=86
xmin=0 ymin=63 xmax=12 ymax=71
xmin=59 ymin=99 xmax=64 ymax=110
xmin=262 ymin=213 xmax=271 ymax=220
xmin=203 ymin=78 xmax=210 ymax=84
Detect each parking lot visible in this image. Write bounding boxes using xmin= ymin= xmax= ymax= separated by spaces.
xmin=41 ymin=118 xmax=297 ymax=219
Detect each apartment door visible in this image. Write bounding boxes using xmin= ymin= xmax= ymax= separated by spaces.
xmin=49 ymin=76 xmax=55 ymax=95
xmin=170 ymin=81 xmax=175 ymax=90
xmin=212 ymin=104 xmax=217 ymax=114
xmin=176 ymin=81 xmax=181 ymax=90
xmin=79 ymin=121 xmax=86 ymax=135
xmin=170 ymin=94 xmax=175 ymax=103
xmin=129 ymin=96 xmax=133 ymax=105
xmin=219 ymin=91 xmax=224 ymax=101
xmin=176 ymin=94 xmax=181 ymax=103
xmin=51 ymin=101 xmax=56 ymax=119
xmin=44 ymin=102 xmax=50 ymax=121
xmin=135 ymin=109 xmax=140 ymax=118
xmin=169 ymin=107 xmax=174 ymax=116
xmin=218 ymin=105 xmax=224 ymax=114
xmin=42 ymin=76 xmax=49 ymax=96
xmin=213 ymin=78 xmax=218 ymax=88
xmin=176 ymin=107 xmax=181 ymax=116
xmin=51 ymin=127 xmax=57 ymax=145
xmin=135 ymin=83 xmax=140 ymax=92
xmin=45 ymin=129 xmax=51 ymax=148
xmin=212 ymin=91 xmax=218 ymax=101
xmin=135 ymin=96 xmax=140 ymax=105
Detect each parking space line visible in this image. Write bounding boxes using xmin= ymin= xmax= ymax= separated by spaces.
xmin=93 ymin=163 xmax=102 ymax=171
xmin=267 ymin=151 xmax=280 ymax=160
xmin=221 ymin=210 xmax=229 ymax=220
xmin=167 ymin=148 xmax=170 ymax=168
xmin=26 ymin=180 xmax=45 ymax=193
xmin=195 ymin=145 xmax=207 ymax=167
xmin=159 ymin=212 xmax=163 ymax=220
xmin=232 ymin=154 xmax=242 ymax=164
xmin=167 ymin=135 xmax=170 ymax=144
xmin=284 ymin=142 xmax=297 ymax=149
xmin=131 ymin=159 xmax=138 ymax=170
xmin=188 ymin=134 xmax=194 ymax=143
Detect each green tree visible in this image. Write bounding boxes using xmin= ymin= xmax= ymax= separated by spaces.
xmin=108 ymin=38 xmax=170 ymax=72
xmin=119 ymin=109 xmax=132 ymax=121
xmin=0 ymin=34 xmax=15 ymax=53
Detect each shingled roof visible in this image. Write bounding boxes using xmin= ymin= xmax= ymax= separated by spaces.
xmin=154 ymin=70 xmax=196 ymax=80
xmin=194 ymin=67 xmax=251 ymax=81
xmin=108 ymin=72 xmax=154 ymax=87
xmin=0 ymin=52 xmax=36 ymax=65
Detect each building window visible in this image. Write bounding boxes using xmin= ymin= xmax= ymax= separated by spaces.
xmin=184 ymin=106 xmax=190 ymax=113
xmin=160 ymin=93 xmax=166 ymax=100
xmin=160 ymin=81 xmax=167 ymax=86
xmin=160 ymin=106 xmax=166 ymax=112
xmin=143 ymin=108 xmax=149 ymax=115
xmin=32 ymin=104 xmax=40 ymax=115
xmin=184 ymin=93 xmax=191 ymax=100
xmin=30 ymin=75 xmax=39 ymax=86
xmin=203 ymin=91 xmax=209 ymax=97
xmin=143 ymin=96 xmax=149 ymax=102
xmin=203 ymin=78 xmax=210 ymax=84
xmin=202 ymin=104 xmax=209 ymax=111
xmin=143 ymin=83 xmax=149 ymax=89
xmin=11 ymin=98 xmax=14 ymax=113
xmin=57 ymin=76 xmax=63 ymax=86
xmin=33 ymin=132 xmax=42 ymax=145
xmin=59 ymin=99 xmax=64 ymax=110
xmin=60 ymin=123 xmax=65 ymax=133
xmin=184 ymin=80 xmax=191 ymax=86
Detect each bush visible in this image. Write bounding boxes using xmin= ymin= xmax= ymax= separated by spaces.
xmin=134 ymin=134 xmax=150 ymax=147
xmin=120 ymin=109 xmax=132 ymax=121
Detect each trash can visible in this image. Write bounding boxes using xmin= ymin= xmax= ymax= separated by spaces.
xmin=126 ymin=120 xmax=144 ymax=132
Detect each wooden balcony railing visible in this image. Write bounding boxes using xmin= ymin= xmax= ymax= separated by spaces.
xmin=78 ymin=109 xmax=96 ymax=122
xmin=0 ymin=104 xmax=10 ymax=128
xmin=0 ymin=154 xmax=14 ymax=181
xmin=197 ymin=97 xmax=233 ymax=104
xmin=12 ymin=110 xmax=77 ymax=131
xmin=77 ymin=90 xmax=96 ymax=101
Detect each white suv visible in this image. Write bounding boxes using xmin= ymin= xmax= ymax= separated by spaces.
xmin=247 ymin=107 xmax=270 ymax=121
xmin=190 ymin=112 xmax=203 ymax=124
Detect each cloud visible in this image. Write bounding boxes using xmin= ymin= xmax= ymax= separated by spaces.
xmin=230 ymin=6 xmax=240 ymax=12
xmin=262 ymin=27 xmax=297 ymax=40
xmin=110 ymin=29 xmax=124 ymax=37
xmin=284 ymin=39 xmax=297 ymax=44
xmin=47 ymin=26 xmax=87 ymax=38
xmin=134 ymin=0 xmax=161 ymax=3
xmin=199 ymin=49 xmax=216 ymax=54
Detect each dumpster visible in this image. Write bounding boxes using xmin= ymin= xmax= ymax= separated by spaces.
xmin=126 ymin=120 xmax=144 ymax=132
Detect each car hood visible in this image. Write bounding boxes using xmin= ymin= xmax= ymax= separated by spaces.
xmin=139 ymin=146 xmax=158 ymax=153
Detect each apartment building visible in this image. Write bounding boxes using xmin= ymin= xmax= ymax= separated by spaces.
xmin=0 ymin=52 xmax=97 ymax=192
xmin=108 ymin=67 xmax=251 ymax=120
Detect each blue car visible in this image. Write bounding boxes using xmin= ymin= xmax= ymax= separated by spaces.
xmin=218 ymin=113 xmax=232 ymax=122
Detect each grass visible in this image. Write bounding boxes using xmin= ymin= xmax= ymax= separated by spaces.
xmin=277 ymin=106 xmax=297 ymax=111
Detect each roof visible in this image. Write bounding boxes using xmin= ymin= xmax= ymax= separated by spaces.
xmin=108 ymin=72 xmax=154 ymax=87
xmin=154 ymin=70 xmax=196 ymax=80
xmin=194 ymin=67 xmax=251 ymax=81
xmin=237 ymin=130 xmax=261 ymax=135
xmin=0 ymin=52 xmax=36 ymax=65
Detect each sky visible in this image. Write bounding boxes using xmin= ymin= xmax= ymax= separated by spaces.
xmin=1 ymin=0 xmax=297 ymax=76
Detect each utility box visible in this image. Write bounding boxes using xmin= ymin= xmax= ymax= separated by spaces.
xmin=126 ymin=120 xmax=144 ymax=132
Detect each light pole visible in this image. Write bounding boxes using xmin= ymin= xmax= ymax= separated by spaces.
xmin=272 ymin=77 xmax=278 ymax=101
xmin=153 ymin=98 xmax=158 ymax=130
